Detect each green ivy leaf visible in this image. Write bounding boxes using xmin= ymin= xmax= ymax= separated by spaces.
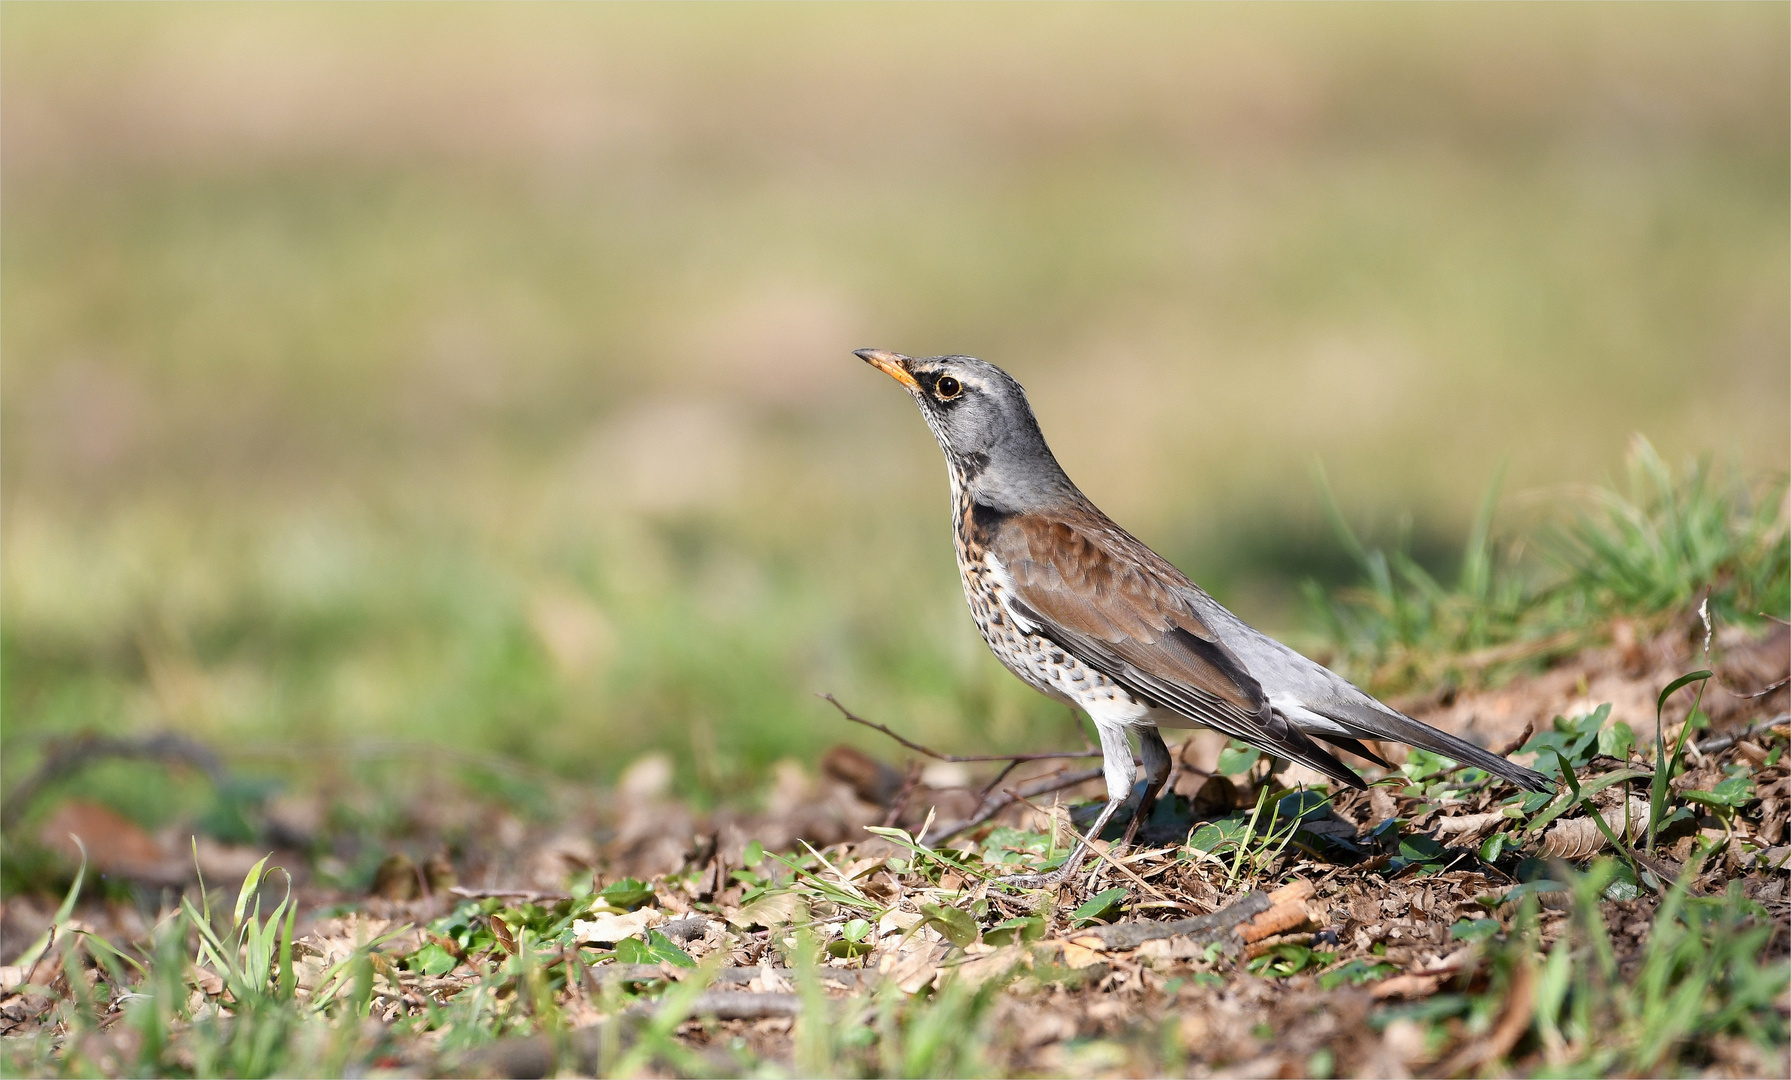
xmin=1712 ymin=776 xmax=1756 ymax=805
xmin=1683 ymin=776 xmax=1756 ymax=808
xmin=1478 ymin=832 xmax=1508 ymax=864
xmin=980 ymin=827 xmax=1052 ymax=863
xmin=409 ymin=942 xmax=457 ymax=977
xmin=599 ymin=878 xmax=655 ymax=911
xmin=1450 ymin=918 xmax=1500 ymax=942
xmin=982 ymin=915 xmax=1046 ymax=946
xmin=1189 ymin=816 xmax=1252 ymax=853
xmin=1320 ymin=959 xmax=1398 ymax=990
xmin=1596 ymin=721 xmax=1635 ymax=761
xmin=1248 ymin=944 xmax=1334 ymax=978
xmin=1276 ymin=791 xmax=1331 ymax=824
xmin=1217 ymin=742 xmax=1261 ymax=777
xmin=1070 ymin=887 xmax=1128 ymax=926
xmin=614 ymin=929 xmax=695 ymax=967
xmin=1390 ymin=834 xmax=1449 ymax=875
xmin=826 ymin=937 xmax=875 ymax=959
xmin=918 ymin=903 xmax=979 ymax=948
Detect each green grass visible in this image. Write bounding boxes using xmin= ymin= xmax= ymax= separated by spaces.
xmin=1306 ymin=438 xmax=1788 ymax=694
xmin=8 ymin=768 xmax=1784 ymax=1077
xmin=0 ymin=10 xmax=1787 ymax=1071
xmin=2 ymin=3 xmax=1787 ymax=812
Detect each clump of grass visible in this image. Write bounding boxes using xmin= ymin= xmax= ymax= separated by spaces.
xmin=5 ymin=852 xmax=412 ymax=1078
xmin=1365 ymin=859 xmax=1787 ymax=1078
xmin=1308 ymin=438 xmax=1789 ymax=692
xmin=1305 ymin=462 xmax=1535 ymax=687
xmin=1549 ymin=436 xmax=1790 ymax=627
xmin=1518 ymin=860 xmax=1785 ymax=1075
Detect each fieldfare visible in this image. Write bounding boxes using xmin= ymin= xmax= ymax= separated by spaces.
xmin=858 ymin=349 xmax=1552 ymax=888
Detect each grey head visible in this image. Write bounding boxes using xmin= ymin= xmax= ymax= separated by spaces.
xmin=856 ymin=349 xmax=1078 ymax=513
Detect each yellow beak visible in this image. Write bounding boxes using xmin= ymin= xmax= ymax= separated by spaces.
xmin=855 ymin=348 xmax=918 ymax=390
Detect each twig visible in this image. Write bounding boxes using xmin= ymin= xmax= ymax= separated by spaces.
xmin=1693 ymin=713 xmax=1790 ymax=756
xmin=447 ymin=886 xmax=572 ymax=904
xmin=1237 ymin=880 xmax=1317 ymax=944
xmin=1 ymin=731 xmax=227 ymax=830
xmin=882 ymin=761 xmax=923 ymax=828
xmin=1700 ymin=598 xmax=1790 ymax=700
xmin=1072 ymin=890 xmax=1272 ymax=951
xmin=1073 ymin=880 xmax=1315 ymax=952
xmin=1490 ymin=720 xmax=1535 ymax=759
xmin=643 ymin=991 xmax=801 ymax=1020
xmin=978 ymin=759 xmax=1023 ymax=798
xmin=819 ymin=694 xmax=1099 ymax=764
xmin=922 ymin=767 xmax=1103 ymax=844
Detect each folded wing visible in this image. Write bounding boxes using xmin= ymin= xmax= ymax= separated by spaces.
xmin=992 ymin=507 xmax=1368 ymax=790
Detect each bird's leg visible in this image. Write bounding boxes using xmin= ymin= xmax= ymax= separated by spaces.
xmin=997 ymin=720 xmax=1135 ymax=890
xmin=1118 ymin=726 xmax=1173 ymax=851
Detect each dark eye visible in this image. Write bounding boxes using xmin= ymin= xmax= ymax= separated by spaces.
xmin=936 ymin=375 xmax=962 ymax=400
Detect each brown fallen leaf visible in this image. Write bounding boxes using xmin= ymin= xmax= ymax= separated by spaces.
xmin=1538 ymin=797 xmax=1650 ymax=859
xmin=190 ymin=966 xmax=224 ymax=997
xmin=39 ymin=801 xmax=182 ymax=884
xmin=1059 ymin=939 xmax=1105 ymax=970
xmin=878 ymin=946 xmax=940 ymax=993
xmin=1432 ymin=811 xmax=1506 ymax=839
xmin=1372 ymin=973 xmax=1443 ymax=1000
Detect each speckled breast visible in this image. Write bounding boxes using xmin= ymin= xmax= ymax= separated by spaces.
xmin=951 ymin=491 xmax=1134 ymax=711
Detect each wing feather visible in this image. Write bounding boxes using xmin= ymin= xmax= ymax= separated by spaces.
xmin=993 ymin=510 xmax=1366 ymax=790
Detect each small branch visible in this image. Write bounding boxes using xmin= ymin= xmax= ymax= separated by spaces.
xmin=978 ymin=760 xmax=1023 ymax=798
xmin=1 ymin=731 xmax=227 ymax=831
xmin=447 ymin=886 xmax=572 ymax=904
xmin=1489 ymin=720 xmax=1535 ymax=759
xmin=882 ymin=761 xmax=923 ymax=828
xmin=922 ymin=767 xmax=1103 ymax=844
xmin=1073 ymin=889 xmax=1272 ymax=951
xmin=1237 ymin=880 xmax=1318 ymax=944
xmin=819 ymin=694 xmax=1099 ymax=764
xmin=1694 ymin=712 xmax=1790 ymax=756
xmin=633 ymin=990 xmax=801 ymax=1021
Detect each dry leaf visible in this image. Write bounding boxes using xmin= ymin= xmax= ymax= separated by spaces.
xmin=1538 ymin=797 xmax=1650 ymax=860
xmin=1432 ymin=811 xmax=1506 ymax=838
xmin=727 ymin=892 xmax=808 ymax=931
xmin=1059 ymin=939 xmax=1105 ymax=970
xmin=572 ymin=907 xmax=665 ymax=944
xmin=878 ymin=947 xmax=939 ymax=994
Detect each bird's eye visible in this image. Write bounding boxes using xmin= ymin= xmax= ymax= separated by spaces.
xmin=936 ymin=375 xmax=962 ymax=400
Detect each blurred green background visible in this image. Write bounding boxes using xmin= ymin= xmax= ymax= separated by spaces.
xmin=3 ymin=3 xmax=1787 ymax=809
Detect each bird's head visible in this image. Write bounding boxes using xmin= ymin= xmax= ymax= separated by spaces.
xmin=856 ymin=348 xmax=1074 ymax=509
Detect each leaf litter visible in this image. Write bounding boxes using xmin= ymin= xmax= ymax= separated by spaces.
xmin=2 ymin=620 xmax=1787 ymax=1077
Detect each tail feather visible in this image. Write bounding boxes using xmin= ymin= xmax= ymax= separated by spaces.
xmin=1308 ymin=733 xmax=1395 ymax=770
xmin=1249 ymin=711 xmax=1368 ymax=791
xmin=1313 ymin=700 xmax=1553 ymax=793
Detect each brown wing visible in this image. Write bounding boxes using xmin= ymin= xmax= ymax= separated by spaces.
xmin=988 ymin=503 xmax=1365 ymax=789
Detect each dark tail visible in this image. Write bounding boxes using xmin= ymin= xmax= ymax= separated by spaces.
xmin=1314 ymin=701 xmax=1554 ymax=793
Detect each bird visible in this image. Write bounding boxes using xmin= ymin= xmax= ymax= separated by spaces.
xmin=857 ymin=348 xmax=1553 ymax=887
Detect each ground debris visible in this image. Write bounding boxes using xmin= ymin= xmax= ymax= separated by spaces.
xmin=4 ymin=621 xmax=1787 ymax=1077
